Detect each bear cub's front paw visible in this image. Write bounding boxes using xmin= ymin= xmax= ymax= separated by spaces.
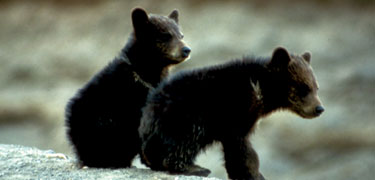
xmin=169 ymin=164 xmax=211 ymax=177
xmin=184 ymin=164 xmax=211 ymax=177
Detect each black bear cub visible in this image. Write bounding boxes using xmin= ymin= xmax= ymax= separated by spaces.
xmin=65 ymin=8 xmax=190 ymax=168
xmin=139 ymin=47 xmax=324 ymax=179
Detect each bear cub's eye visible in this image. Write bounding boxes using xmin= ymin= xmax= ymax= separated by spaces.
xmin=158 ymin=32 xmax=172 ymax=42
xmin=297 ymin=84 xmax=312 ymax=97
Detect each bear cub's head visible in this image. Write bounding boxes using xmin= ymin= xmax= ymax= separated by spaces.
xmin=131 ymin=8 xmax=190 ymax=64
xmin=269 ymin=47 xmax=324 ymax=119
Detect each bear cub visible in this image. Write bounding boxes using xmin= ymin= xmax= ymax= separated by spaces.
xmin=65 ymin=8 xmax=190 ymax=168
xmin=139 ymin=47 xmax=324 ymax=179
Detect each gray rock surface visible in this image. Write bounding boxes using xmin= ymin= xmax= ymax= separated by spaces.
xmin=0 ymin=144 xmax=221 ymax=180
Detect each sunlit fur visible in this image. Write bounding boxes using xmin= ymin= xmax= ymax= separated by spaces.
xmin=149 ymin=15 xmax=189 ymax=63
xmin=287 ymin=53 xmax=323 ymax=118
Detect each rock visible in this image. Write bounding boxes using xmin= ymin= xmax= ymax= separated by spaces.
xmin=0 ymin=144 xmax=222 ymax=180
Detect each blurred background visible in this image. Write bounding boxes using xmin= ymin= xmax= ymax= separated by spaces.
xmin=0 ymin=0 xmax=374 ymax=179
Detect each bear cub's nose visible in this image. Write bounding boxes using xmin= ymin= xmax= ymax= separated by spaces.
xmin=314 ymin=106 xmax=325 ymax=115
xmin=181 ymin=46 xmax=191 ymax=58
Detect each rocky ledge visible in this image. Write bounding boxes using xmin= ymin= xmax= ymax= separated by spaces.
xmin=0 ymin=144 xmax=221 ymax=180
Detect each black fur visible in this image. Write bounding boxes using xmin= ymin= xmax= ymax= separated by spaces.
xmin=65 ymin=8 xmax=189 ymax=168
xmin=139 ymin=47 xmax=322 ymax=179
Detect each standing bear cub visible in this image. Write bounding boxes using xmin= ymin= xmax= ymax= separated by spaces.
xmin=139 ymin=47 xmax=324 ymax=180
xmin=65 ymin=8 xmax=190 ymax=168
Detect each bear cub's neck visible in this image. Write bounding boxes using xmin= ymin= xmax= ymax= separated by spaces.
xmin=228 ymin=59 xmax=290 ymax=115
xmin=121 ymin=37 xmax=171 ymax=87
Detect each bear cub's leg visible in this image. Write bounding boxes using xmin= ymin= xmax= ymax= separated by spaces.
xmin=222 ymin=137 xmax=265 ymax=180
xmin=141 ymin=135 xmax=211 ymax=177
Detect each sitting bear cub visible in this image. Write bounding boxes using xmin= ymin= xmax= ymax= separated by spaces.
xmin=139 ymin=47 xmax=324 ymax=180
xmin=65 ymin=8 xmax=190 ymax=168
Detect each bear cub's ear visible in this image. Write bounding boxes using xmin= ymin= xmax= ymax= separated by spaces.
xmin=269 ymin=47 xmax=291 ymax=69
xmin=168 ymin=10 xmax=179 ymax=24
xmin=132 ymin=8 xmax=149 ymax=32
xmin=302 ymin=52 xmax=311 ymax=64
